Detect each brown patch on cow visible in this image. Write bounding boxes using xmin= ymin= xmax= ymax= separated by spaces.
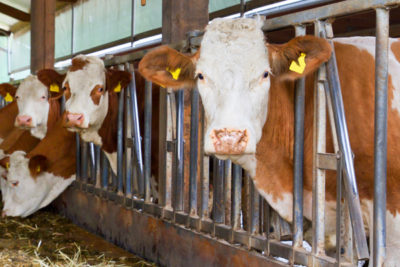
xmin=391 ymin=39 xmax=400 ymax=63
xmin=64 ymin=82 xmax=71 ymax=101
xmin=28 ymin=119 xmax=76 ymax=179
xmin=37 ymin=69 xmax=66 ymax=99
xmin=0 ymin=156 xmax=9 ymax=171
xmin=0 ymin=101 xmax=18 ymax=140
xmin=138 ymin=45 xmax=197 ymax=89
xmin=106 ymin=69 xmax=132 ymax=94
xmin=47 ymin=98 xmax=62 ymax=133
xmin=28 ymin=155 xmax=48 ymax=178
xmin=0 ymin=129 xmax=40 ymax=155
xmin=69 ymin=57 xmax=89 ymax=72
xmin=0 ymin=83 xmax=17 ymax=98
xmin=90 ymin=84 xmax=105 ymax=105
xmin=267 ymin=35 xmax=332 ymax=80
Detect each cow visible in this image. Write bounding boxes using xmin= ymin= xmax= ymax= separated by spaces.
xmin=138 ymin=17 xmax=400 ymax=266
xmin=61 ymin=55 xmax=131 ymax=175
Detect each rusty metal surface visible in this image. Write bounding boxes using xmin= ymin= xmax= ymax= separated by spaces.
xmin=53 ymin=187 xmax=287 ymax=267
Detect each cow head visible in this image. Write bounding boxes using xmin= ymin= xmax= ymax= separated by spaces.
xmin=1 ymin=152 xmax=74 ymax=217
xmin=14 ymin=70 xmax=65 ymax=139
xmin=0 ymin=83 xmax=17 ymax=102
xmin=139 ymin=18 xmax=331 ymax=172
xmin=62 ymin=55 xmax=131 ymax=140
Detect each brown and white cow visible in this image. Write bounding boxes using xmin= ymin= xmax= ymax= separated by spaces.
xmin=61 ymin=55 xmax=131 ymax=174
xmin=138 ymin=18 xmax=400 ymax=266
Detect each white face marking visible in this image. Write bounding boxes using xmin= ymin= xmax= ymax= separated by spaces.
xmin=197 ymin=18 xmax=270 ymax=159
xmin=15 ymin=75 xmax=50 ymax=139
xmin=64 ymin=55 xmax=108 ymax=132
xmin=1 ymin=151 xmax=75 ymax=217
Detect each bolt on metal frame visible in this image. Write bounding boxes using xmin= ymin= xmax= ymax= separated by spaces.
xmin=69 ymin=0 xmax=394 ymax=266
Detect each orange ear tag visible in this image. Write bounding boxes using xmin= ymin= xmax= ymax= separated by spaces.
xmin=4 ymin=93 xmax=13 ymax=102
xmin=289 ymin=53 xmax=306 ymax=74
xmin=50 ymin=84 xmax=60 ymax=93
xmin=114 ymin=82 xmax=122 ymax=93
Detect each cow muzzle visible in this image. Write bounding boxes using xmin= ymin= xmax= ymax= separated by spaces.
xmin=210 ymin=128 xmax=248 ymax=155
xmin=15 ymin=115 xmax=32 ymax=127
xmin=64 ymin=112 xmax=85 ymax=128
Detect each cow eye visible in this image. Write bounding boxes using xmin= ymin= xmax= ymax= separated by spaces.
xmin=15 ymin=96 xmax=19 ymax=100
xmin=198 ymin=73 xmax=204 ymax=80
xmin=62 ymin=87 xmax=67 ymax=91
xmin=41 ymin=96 xmax=46 ymax=100
xmin=97 ymin=87 xmax=104 ymax=92
xmin=263 ymin=72 xmax=269 ymax=78
xmin=11 ymin=181 xmax=19 ymax=187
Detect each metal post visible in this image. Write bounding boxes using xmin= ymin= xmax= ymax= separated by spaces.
xmin=101 ymin=151 xmax=109 ymax=190
xmin=75 ymin=133 xmax=81 ymax=180
xmin=250 ymin=180 xmax=260 ymax=235
xmin=189 ymin=87 xmax=199 ymax=215
xmin=94 ymin=145 xmax=101 ymax=188
xmin=144 ymin=80 xmax=152 ymax=202
xmin=173 ymin=89 xmax=184 ymax=211
xmin=81 ymin=141 xmax=88 ymax=183
xmin=292 ymin=24 xmax=306 ymax=249
xmin=323 ymin=22 xmax=369 ymax=260
xmin=89 ymin=142 xmax=96 ymax=184
xmin=231 ymin=164 xmax=242 ymax=230
xmin=117 ymin=84 xmax=125 ymax=194
xmin=373 ymin=7 xmax=389 ymax=267
xmin=200 ymin=106 xmax=210 ymax=219
xmin=213 ymin=158 xmax=225 ymax=224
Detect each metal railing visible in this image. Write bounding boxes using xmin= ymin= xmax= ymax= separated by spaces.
xmin=71 ymin=0 xmax=395 ymax=266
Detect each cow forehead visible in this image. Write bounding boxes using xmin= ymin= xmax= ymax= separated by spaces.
xmin=65 ymin=56 xmax=106 ymax=93
xmin=17 ymin=75 xmax=47 ymax=98
xmin=197 ymin=18 xmax=269 ymax=81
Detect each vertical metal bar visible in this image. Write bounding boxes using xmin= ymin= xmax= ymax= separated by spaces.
xmin=117 ymin=83 xmax=125 ymax=194
xmin=373 ymin=7 xmax=389 ymax=267
xmin=323 ymin=22 xmax=369 ymax=260
xmin=144 ymin=80 xmax=152 ymax=202
xmin=131 ymin=0 xmax=135 ymax=45
xmin=292 ymin=24 xmax=306 ymax=249
xmin=189 ymin=87 xmax=199 ymax=215
xmin=240 ymin=0 xmax=246 ymax=17
xmin=224 ymin=160 xmax=232 ymax=225
xmin=312 ymin=20 xmax=327 ymax=257
xmin=101 ymin=151 xmax=109 ymax=190
xmin=336 ymin=154 xmax=343 ymax=265
xmin=129 ymin=69 xmax=144 ymax=195
xmin=124 ymin=64 xmax=132 ymax=198
xmin=89 ymin=142 xmax=95 ymax=184
xmin=250 ymin=179 xmax=260 ymax=235
xmin=231 ymin=164 xmax=242 ymax=230
xmin=173 ymin=89 xmax=185 ymax=211
xmin=94 ymin=145 xmax=101 ymax=188
xmin=200 ymin=105 xmax=210 ymax=218
xmin=81 ymin=141 xmax=88 ymax=183
xmin=213 ymin=158 xmax=225 ymax=224
xmin=75 ymin=133 xmax=80 ymax=180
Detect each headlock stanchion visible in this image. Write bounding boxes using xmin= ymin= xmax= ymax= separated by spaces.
xmin=50 ymin=0 xmax=396 ymax=266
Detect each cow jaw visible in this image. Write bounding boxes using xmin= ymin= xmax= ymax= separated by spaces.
xmin=15 ymin=75 xmax=50 ymax=139
xmin=197 ymin=18 xmax=270 ymax=159
xmin=64 ymin=55 xmax=108 ymax=132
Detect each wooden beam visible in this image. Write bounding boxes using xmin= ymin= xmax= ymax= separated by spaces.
xmin=0 ymin=2 xmax=30 ymax=21
xmin=31 ymin=0 xmax=55 ymax=73
xmin=57 ymin=0 xmax=78 ymax=2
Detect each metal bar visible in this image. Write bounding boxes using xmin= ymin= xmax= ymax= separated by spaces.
xmin=89 ymin=142 xmax=96 ymax=184
xmin=144 ymin=80 xmax=152 ymax=202
xmin=250 ymin=180 xmax=260 ymax=235
xmin=292 ymin=24 xmax=306 ymax=250
xmin=312 ymin=20 xmax=327 ymax=257
xmin=94 ymin=145 xmax=101 ymax=188
xmin=75 ymin=133 xmax=80 ymax=180
xmin=336 ymin=154 xmax=343 ymax=265
xmin=101 ymin=151 xmax=109 ymax=189
xmin=129 ymin=69 xmax=144 ymax=196
xmin=263 ymin=0 xmax=400 ymax=32
xmin=253 ymin=0 xmax=333 ymax=17
xmin=373 ymin=7 xmax=389 ymax=267
xmin=323 ymin=23 xmax=369 ymax=260
xmin=200 ymin=105 xmax=210 ymax=219
xmin=189 ymin=87 xmax=199 ymax=215
xmin=124 ymin=64 xmax=132 ymax=198
xmin=117 ymin=84 xmax=125 ymax=194
xmin=173 ymin=90 xmax=185 ymax=211
xmin=231 ymin=164 xmax=242 ymax=230
xmin=224 ymin=160 xmax=232 ymax=226
xmin=213 ymin=158 xmax=225 ymax=224
xmin=81 ymin=141 xmax=88 ymax=183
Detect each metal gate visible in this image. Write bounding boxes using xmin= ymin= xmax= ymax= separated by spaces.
xmin=53 ymin=0 xmax=396 ymax=266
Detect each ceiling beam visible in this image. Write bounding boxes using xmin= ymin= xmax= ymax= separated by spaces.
xmin=0 ymin=2 xmax=30 ymax=21
xmin=57 ymin=0 xmax=78 ymax=3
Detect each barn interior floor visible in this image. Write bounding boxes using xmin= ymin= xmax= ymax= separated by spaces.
xmin=0 ymin=201 xmax=156 ymax=267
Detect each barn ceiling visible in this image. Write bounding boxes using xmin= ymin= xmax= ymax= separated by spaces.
xmin=0 ymin=0 xmax=76 ymax=35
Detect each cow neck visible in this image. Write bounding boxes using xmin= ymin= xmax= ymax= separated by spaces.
xmin=46 ymin=98 xmax=62 ymax=132
xmin=28 ymin=119 xmax=76 ymax=179
xmin=0 ymin=128 xmax=40 ymax=155
xmin=98 ymin=91 xmax=119 ymax=154
xmin=0 ymin=102 xmax=18 ymax=139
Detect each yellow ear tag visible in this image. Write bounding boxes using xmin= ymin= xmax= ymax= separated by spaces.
xmin=167 ymin=67 xmax=181 ymax=80
xmin=50 ymin=84 xmax=60 ymax=93
xmin=5 ymin=162 xmax=9 ymax=170
xmin=114 ymin=82 xmax=122 ymax=93
xmin=4 ymin=93 xmax=13 ymax=102
xmin=36 ymin=166 xmax=41 ymax=173
xmin=289 ymin=53 xmax=307 ymax=74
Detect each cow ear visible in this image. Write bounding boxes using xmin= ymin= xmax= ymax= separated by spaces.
xmin=0 ymin=156 xmax=10 ymax=171
xmin=139 ymin=45 xmax=198 ymax=90
xmin=267 ymin=35 xmax=332 ymax=80
xmin=28 ymin=155 xmax=48 ymax=178
xmin=0 ymin=83 xmax=17 ymax=102
xmin=106 ymin=69 xmax=132 ymax=94
xmin=37 ymin=69 xmax=66 ymax=100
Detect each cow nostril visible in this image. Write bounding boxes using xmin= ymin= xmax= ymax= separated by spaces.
xmin=78 ymin=115 xmax=83 ymax=121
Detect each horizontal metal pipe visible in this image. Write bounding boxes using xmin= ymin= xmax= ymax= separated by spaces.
xmin=253 ymin=0 xmax=334 ymax=17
